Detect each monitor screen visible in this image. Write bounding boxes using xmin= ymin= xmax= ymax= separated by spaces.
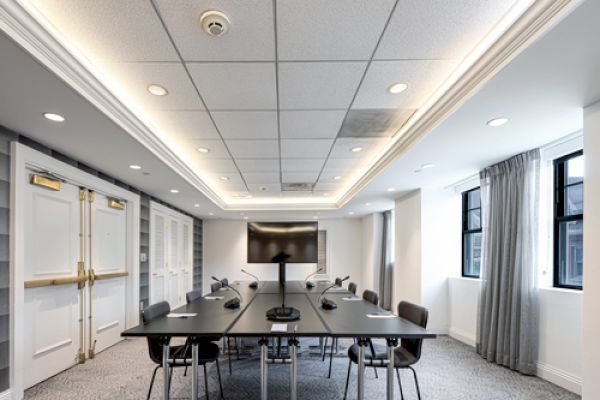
xmin=247 ymin=222 xmax=318 ymax=263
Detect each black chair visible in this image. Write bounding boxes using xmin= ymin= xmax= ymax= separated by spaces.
xmin=343 ymin=301 xmax=429 ymax=400
xmin=186 ymin=289 xmax=202 ymax=303
xmin=142 ymin=301 xmax=224 ymax=400
xmin=348 ymin=282 xmax=357 ymax=295
xmin=362 ymin=289 xmax=378 ymax=305
xmin=210 ymin=281 xmax=222 ymax=293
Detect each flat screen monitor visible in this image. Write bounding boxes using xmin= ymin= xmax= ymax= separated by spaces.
xmin=247 ymin=222 xmax=318 ymax=263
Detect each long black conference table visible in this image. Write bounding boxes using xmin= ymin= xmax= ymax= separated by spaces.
xmin=122 ymin=281 xmax=435 ymax=400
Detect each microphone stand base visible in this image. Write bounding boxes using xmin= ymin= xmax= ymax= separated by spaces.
xmin=266 ymin=306 xmax=301 ymax=321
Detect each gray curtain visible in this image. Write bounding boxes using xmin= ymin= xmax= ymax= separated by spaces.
xmin=476 ymin=149 xmax=540 ymax=375
xmin=379 ymin=210 xmax=393 ymax=310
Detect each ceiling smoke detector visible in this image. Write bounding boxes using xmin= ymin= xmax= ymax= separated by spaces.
xmin=200 ymin=10 xmax=231 ymax=37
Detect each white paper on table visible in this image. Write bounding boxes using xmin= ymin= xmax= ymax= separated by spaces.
xmin=204 ymin=296 xmax=224 ymax=300
xmin=342 ymin=297 xmax=363 ymax=301
xmin=271 ymin=323 xmax=288 ymax=332
xmin=366 ymin=312 xmax=396 ymax=319
xmin=167 ymin=313 xmax=197 ymax=318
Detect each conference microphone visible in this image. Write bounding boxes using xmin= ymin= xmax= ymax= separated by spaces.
xmin=211 ymin=276 xmax=243 ymax=309
xmin=241 ymin=269 xmax=259 ymax=289
xmin=318 ymin=276 xmax=350 ymax=310
xmin=304 ymin=267 xmax=324 ymax=289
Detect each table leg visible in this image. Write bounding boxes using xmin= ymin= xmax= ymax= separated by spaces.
xmin=386 ymin=339 xmax=396 ymax=400
xmin=357 ymin=339 xmax=366 ymax=400
xmin=162 ymin=342 xmax=170 ymax=400
xmin=260 ymin=338 xmax=268 ymax=400
xmin=290 ymin=338 xmax=298 ymax=400
xmin=192 ymin=342 xmax=199 ymax=400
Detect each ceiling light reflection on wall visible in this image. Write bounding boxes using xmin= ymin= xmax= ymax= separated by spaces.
xmin=147 ymin=84 xmax=168 ymax=96
xmin=487 ymin=117 xmax=509 ymax=127
xmin=220 ymin=176 xmax=230 ymax=181
xmin=197 ymin=147 xmax=210 ymax=153
xmin=43 ymin=112 xmax=65 ymax=122
xmin=129 ymin=165 xmax=142 ymax=170
xmin=350 ymin=147 xmax=363 ymax=153
xmin=388 ymin=82 xmax=408 ymax=94
xmin=170 ymin=189 xmax=179 ymax=194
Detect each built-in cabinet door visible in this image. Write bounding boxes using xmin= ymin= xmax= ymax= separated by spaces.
xmin=88 ymin=193 xmax=127 ymax=355
xmin=168 ymin=217 xmax=182 ymax=307
xmin=150 ymin=211 xmax=167 ymax=304
xmin=181 ymin=222 xmax=192 ymax=296
xmin=23 ymin=180 xmax=82 ymax=389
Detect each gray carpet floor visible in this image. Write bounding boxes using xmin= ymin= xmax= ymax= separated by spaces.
xmin=25 ymin=336 xmax=580 ymax=399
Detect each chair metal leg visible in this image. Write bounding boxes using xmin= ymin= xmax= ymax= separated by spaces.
xmin=322 ymin=337 xmax=328 ymax=362
xmin=328 ymin=338 xmax=335 ymax=378
xmin=228 ymin=337 xmax=233 ymax=375
xmin=409 ymin=366 xmax=421 ymax=400
xmin=343 ymin=360 xmax=351 ymax=400
xmin=216 ymin=359 xmax=224 ymax=399
xmin=168 ymin=366 xmax=174 ymax=397
xmin=396 ymin=369 xmax=404 ymax=400
xmin=146 ymin=365 xmax=160 ymax=400
xmin=204 ymin=364 xmax=210 ymax=400
xmin=236 ymin=337 xmax=240 ymax=360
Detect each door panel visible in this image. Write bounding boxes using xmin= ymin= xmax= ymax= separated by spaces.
xmin=150 ymin=212 xmax=167 ymax=304
xmin=23 ymin=180 xmax=81 ymax=389
xmin=168 ymin=218 xmax=181 ymax=307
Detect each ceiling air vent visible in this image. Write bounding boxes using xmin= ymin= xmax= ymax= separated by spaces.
xmin=282 ymin=183 xmax=314 ymax=192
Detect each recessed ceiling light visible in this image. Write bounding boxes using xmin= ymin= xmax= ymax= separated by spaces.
xmin=220 ymin=176 xmax=230 ymax=181
xmin=209 ymin=212 xmax=214 ymax=216
xmin=348 ymin=211 xmax=355 ymax=215
xmin=387 ymin=188 xmax=396 ymax=192
xmin=365 ymin=202 xmax=371 ymax=206
xmin=129 ymin=165 xmax=142 ymax=170
xmin=197 ymin=147 xmax=210 ymax=153
xmin=487 ymin=117 xmax=509 ymax=127
xmin=259 ymin=186 xmax=268 ymax=192
xmin=421 ymin=163 xmax=435 ymax=169
xmin=147 ymin=84 xmax=168 ymax=96
xmin=42 ymin=112 xmax=65 ymax=122
xmin=333 ymin=176 xmax=342 ymax=181
xmin=350 ymin=147 xmax=363 ymax=153
xmin=170 ymin=189 xmax=179 ymax=194
xmin=194 ymin=203 xmax=200 ymax=208
xmin=388 ymin=82 xmax=408 ymax=94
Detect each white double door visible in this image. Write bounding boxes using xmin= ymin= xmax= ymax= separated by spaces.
xmin=149 ymin=202 xmax=193 ymax=308
xmin=23 ymin=176 xmax=129 ymax=389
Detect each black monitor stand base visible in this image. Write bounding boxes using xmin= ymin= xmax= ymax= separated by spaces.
xmin=266 ymin=260 xmax=301 ymax=321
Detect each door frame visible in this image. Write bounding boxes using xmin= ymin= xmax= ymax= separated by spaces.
xmin=10 ymin=142 xmax=140 ymax=398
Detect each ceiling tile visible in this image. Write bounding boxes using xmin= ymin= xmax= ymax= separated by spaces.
xmin=280 ymin=110 xmax=346 ymax=139
xmin=212 ymin=111 xmax=278 ymax=139
xmin=375 ymin=0 xmax=518 ymax=60
xmin=281 ymin=159 xmax=326 ymax=172
xmin=279 ymin=62 xmax=366 ymax=109
xmin=352 ymin=60 xmax=459 ymax=109
xmin=194 ymin=158 xmax=239 ymax=174
xmin=281 ymin=139 xmax=333 ymax=159
xmin=219 ymin=183 xmax=248 ymax=193
xmin=276 ymin=0 xmax=395 ymax=61
xmin=212 ymin=172 xmax=244 ymax=185
xmin=178 ymin=139 xmax=230 ymax=159
xmin=155 ymin=0 xmax=275 ymax=61
xmin=282 ymin=172 xmax=320 ymax=183
xmin=187 ymin=62 xmax=277 ymax=110
xmin=32 ymin=0 xmax=179 ymax=62
xmin=338 ymin=109 xmax=414 ymax=138
xmin=247 ymin=184 xmax=281 ymax=194
xmin=109 ymin=62 xmax=205 ymax=110
xmin=329 ymin=138 xmax=389 ymax=159
xmin=322 ymin=158 xmax=365 ymax=172
xmin=155 ymin=111 xmax=218 ymax=139
xmin=314 ymin=182 xmax=341 ymax=191
xmin=236 ymin=159 xmax=280 ymax=173
xmin=243 ymin=173 xmax=280 ymax=184
xmin=225 ymin=139 xmax=279 ymax=159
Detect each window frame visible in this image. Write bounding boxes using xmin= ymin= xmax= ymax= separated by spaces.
xmin=462 ymin=187 xmax=482 ymax=278
xmin=553 ymin=150 xmax=584 ymax=290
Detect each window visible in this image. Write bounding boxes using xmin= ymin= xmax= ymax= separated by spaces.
xmin=554 ymin=150 xmax=584 ymax=289
xmin=462 ymin=188 xmax=482 ymax=278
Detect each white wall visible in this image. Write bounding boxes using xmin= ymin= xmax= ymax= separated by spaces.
xmin=583 ymin=101 xmax=600 ymax=399
xmin=202 ymin=218 xmax=363 ymax=294
xmin=360 ymin=213 xmax=382 ymax=294
xmin=448 ymin=277 xmax=480 ymax=347
xmin=394 ymin=191 xmax=422 ymax=309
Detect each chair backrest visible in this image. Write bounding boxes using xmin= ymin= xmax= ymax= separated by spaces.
xmin=362 ymin=289 xmax=379 ymax=306
xmin=142 ymin=301 xmax=171 ymax=365
xmin=348 ymin=282 xmax=357 ymax=295
xmin=210 ymin=281 xmax=222 ymax=293
xmin=335 ymin=277 xmax=343 ymax=286
xmin=186 ymin=289 xmax=202 ymax=304
xmin=397 ymin=301 xmax=429 ymax=361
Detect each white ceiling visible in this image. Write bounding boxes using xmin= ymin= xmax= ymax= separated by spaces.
xmin=1 ymin=0 xmax=596 ymax=222
xmin=16 ymin=0 xmax=526 ymax=205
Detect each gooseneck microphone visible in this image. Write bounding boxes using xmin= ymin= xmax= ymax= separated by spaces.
xmin=212 ymin=276 xmax=242 ymax=309
xmin=241 ymin=269 xmax=259 ymax=289
xmin=304 ymin=267 xmax=324 ymax=288
xmin=318 ymin=275 xmax=350 ymax=310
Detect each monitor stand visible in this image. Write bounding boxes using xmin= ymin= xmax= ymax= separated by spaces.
xmin=266 ymin=261 xmax=301 ymax=321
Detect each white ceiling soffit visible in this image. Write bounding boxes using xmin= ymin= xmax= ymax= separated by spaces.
xmin=0 ymin=0 xmax=580 ymax=211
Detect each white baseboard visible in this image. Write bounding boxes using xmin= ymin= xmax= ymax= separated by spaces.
xmin=0 ymin=390 xmax=12 ymax=400
xmin=449 ymin=327 xmax=476 ymax=347
xmin=536 ymin=362 xmax=582 ymax=395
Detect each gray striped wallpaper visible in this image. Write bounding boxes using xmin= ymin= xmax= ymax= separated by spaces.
xmin=0 ymin=125 xmax=204 ymax=392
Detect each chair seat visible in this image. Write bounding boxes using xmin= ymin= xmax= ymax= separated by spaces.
xmin=348 ymin=343 xmax=418 ymax=368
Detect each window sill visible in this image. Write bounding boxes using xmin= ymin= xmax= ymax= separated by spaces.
xmin=450 ymin=276 xmax=481 ymax=282
xmin=538 ymin=286 xmax=583 ymax=295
